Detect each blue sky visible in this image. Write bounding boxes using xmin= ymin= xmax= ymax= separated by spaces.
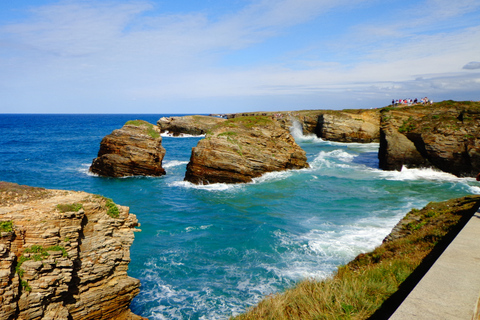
xmin=1 ymin=0 xmax=479 ymax=114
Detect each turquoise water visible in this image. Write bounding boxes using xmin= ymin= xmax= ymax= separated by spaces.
xmin=1 ymin=114 xmax=478 ymax=319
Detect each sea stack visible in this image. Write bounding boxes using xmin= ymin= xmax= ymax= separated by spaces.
xmin=90 ymin=120 xmax=166 ymax=177
xmin=184 ymin=115 xmax=309 ymax=184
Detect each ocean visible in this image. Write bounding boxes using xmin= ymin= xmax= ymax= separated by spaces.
xmin=1 ymin=114 xmax=479 ymax=320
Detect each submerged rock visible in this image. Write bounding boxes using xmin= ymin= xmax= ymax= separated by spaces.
xmin=90 ymin=120 xmax=166 ymax=177
xmin=378 ymin=101 xmax=480 ymax=177
xmin=184 ymin=116 xmax=309 ymax=184
xmin=157 ymin=115 xmax=226 ymax=136
xmin=0 ymin=182 xmax=146 ymax=320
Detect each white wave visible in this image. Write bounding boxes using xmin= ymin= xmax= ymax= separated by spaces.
xmin=168 ymin=180 xmax=243 ymax=192
xmin=78 ymin=163 xmax=98 ymax=176
xmin=185 ymin=225 xmax=212 ymax=233
xmin=289 ymin=120 xmax=324 ymax=144
xmin=163 ymin=160 xmax=188 ymax=169
xmin=161 ymin=131 xmax=205 ymax=138
xmin=467 ymin=185 xmax=480 ymax=194
xmin=377 ymin=166 xmax=465 ymax=182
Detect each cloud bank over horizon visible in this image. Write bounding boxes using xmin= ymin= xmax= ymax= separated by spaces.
xmin=1 ymin=0 xmax=479 ymax=114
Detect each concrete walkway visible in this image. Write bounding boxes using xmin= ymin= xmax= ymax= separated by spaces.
xmin=389 ymin=211 xmax=480 ymax=320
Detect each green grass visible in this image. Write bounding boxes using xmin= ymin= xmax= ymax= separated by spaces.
xmin=56 ymin=203 xmax=83 ymax=213
xmin=105 ymin=198 xmax=120 ymax=218
xmin=232 ymin=195 xmax=480 ymax=320
xmin=0 ymin=220 xmax=13 ymax=232
xmin=125 ymin=120 xmax=160 ymax=139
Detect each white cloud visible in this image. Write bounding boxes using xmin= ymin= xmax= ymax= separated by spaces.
xmin=0 ymin=0 xmax=479 ymax=113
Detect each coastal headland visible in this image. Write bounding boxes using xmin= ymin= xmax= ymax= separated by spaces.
xmin=2 ymin=100 xmax=479 ymax=319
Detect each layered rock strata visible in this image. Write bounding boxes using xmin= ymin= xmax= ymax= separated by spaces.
xmin=90 ymin=120 xmax=166 ymax=177
xmin=184 ymin=116 xmax=309 ymax=184
xmin=315 ymin=110 xmax=380 ymax=142
xmin=0 ymin=181 xmax=145 ymax=320
xmin=157 ymin=115 xmax=226 ymax=136
xmin=225 ymin=109 xmax=380 ymax=142
xmin=378 ymin=101 xmax=480 ymax=177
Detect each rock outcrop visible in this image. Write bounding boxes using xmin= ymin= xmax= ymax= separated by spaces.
xmin=157 ymin=115 xmax=226 ymax=136
xmin=378 ymin=101 xmax=480 ymax=177
xmin=315 ymin=110 xmax=380 ymax=142
xmin=90 ymin=120 xmax=166 ymax=177
xmin=184 ymin=116 xmax=309 ymax=184
xmin=0 ymin=182 xmax=145 ymax=320
xmin=225 ymin=109 xmax=380 ymax=142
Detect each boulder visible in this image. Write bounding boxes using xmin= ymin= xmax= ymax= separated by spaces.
xmin=0 ymin=182 xmax=146 ymax=320
xmin=378 ymin=101 xmax=480 ymax=177
xmin=157 ymin=115 xmax=226 ymax=136
xmin=184 ymin=116 xmax=309 ymax=184
xmin=90 ymin=120 xmax=166 ymax=177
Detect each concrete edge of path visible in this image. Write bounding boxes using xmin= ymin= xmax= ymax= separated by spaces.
xmin=388 ymin=211 xmax=480 ymax=320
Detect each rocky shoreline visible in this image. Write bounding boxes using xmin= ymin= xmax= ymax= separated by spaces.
xmin=2 ymin=100 xmax=479 ymax=319
xmin=0 ymin=182 xmax=145 ymax=320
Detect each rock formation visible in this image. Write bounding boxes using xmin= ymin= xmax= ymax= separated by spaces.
xmin=157 ymin=115 xmax=226 ymax=136
xmin=225 ymin=109 xmax=380 ymax=142
xmin=0 ymin=182 xmax=145 ymax=320
xmin=378 ymin=100 xmax=480 ymax=177
xmin=315 ymin=110 xmax=380 ymax=143
xmin=90 ymin=120 xmax=166 ymax=177
xmin=184 ymin=116 xmax=309 ymax=184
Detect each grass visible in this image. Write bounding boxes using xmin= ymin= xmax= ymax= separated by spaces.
xmin=105 ymin=198 xmax=120 ymax=218
xmin=16 ymin=244 xmax=68 ymax=291
xmin=56 ymin=203 xmax=83 ymax=213
xmin=125 ymin=120 xmax=160 ymax=139
xmin=232 ymin=195 xmax=480 ymax=320
xmin=0 ymin=220 xmax=13 ymax=232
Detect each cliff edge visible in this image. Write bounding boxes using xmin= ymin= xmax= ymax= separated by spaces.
xmin=0 ymin=182 xmax=146 ymax=320
xmin=378 ymin=100 xmax=480 ymax=177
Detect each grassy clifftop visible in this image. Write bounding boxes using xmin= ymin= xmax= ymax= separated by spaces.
xmin=232 ymin=195 xmax=480 ymax=320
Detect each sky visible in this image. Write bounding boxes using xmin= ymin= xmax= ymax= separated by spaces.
xmin=1 ymin=0 xmax=480 ymax=114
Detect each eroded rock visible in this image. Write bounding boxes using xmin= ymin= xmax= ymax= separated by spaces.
xmin=157 ymin=115 xmax=226 ymax=136
xmin=0 ymin=182 xmax=146 ymax=320
xmin=90 ymin=120 xmax=166 ymax=177
xmin=184 ymin=116 xmax=309 ymax=184
xmin=378 ymin=101 xmax=480 ymax=176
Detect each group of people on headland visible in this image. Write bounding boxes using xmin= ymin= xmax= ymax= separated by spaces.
xmin=391 ymin=97 xmax=432 ymax=106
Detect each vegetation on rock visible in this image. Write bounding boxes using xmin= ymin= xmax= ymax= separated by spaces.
xmin=233 ymin=195 xmax=480 ymax=320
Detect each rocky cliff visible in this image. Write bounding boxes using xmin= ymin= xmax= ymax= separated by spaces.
xmin=0 ymin=182 xmax=145 ymax=320
xmin=225 ymin=109 xmax=380 ymax=142
xmin=378 ymin=100 xmax=480 ymax=177
xmin=90 ymin=120 xmax=166 ymax=178
xmin=184 ymin=116 xmax=309 ymax=184
xmin=157 ymin=115 xmax=226 ymax=136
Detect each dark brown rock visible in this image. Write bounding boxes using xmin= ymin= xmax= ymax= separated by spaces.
xmin=378 ymin=101 xmax=480 ymax=177
xmin=157 ymin=115 xmax=226 ymax=136
xmin=184 ymin=116 xmax=309 ymax=184
xmin=90 ymin=120 xmax=166 ymax=177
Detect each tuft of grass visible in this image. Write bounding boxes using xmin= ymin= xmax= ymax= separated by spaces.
xmin=232 ymin=196 xmax=480 ymax=320
xmin=56 ymin=203 xmax=83 ymax=213
xmin=0 ymin=220 xmax=13 ymax=233
xmin=105 ymin=198 xmax=120 ymax=218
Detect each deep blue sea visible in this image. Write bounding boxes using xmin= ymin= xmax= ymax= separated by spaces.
xmin=1 ymin=114 xmax=479 ymax=319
